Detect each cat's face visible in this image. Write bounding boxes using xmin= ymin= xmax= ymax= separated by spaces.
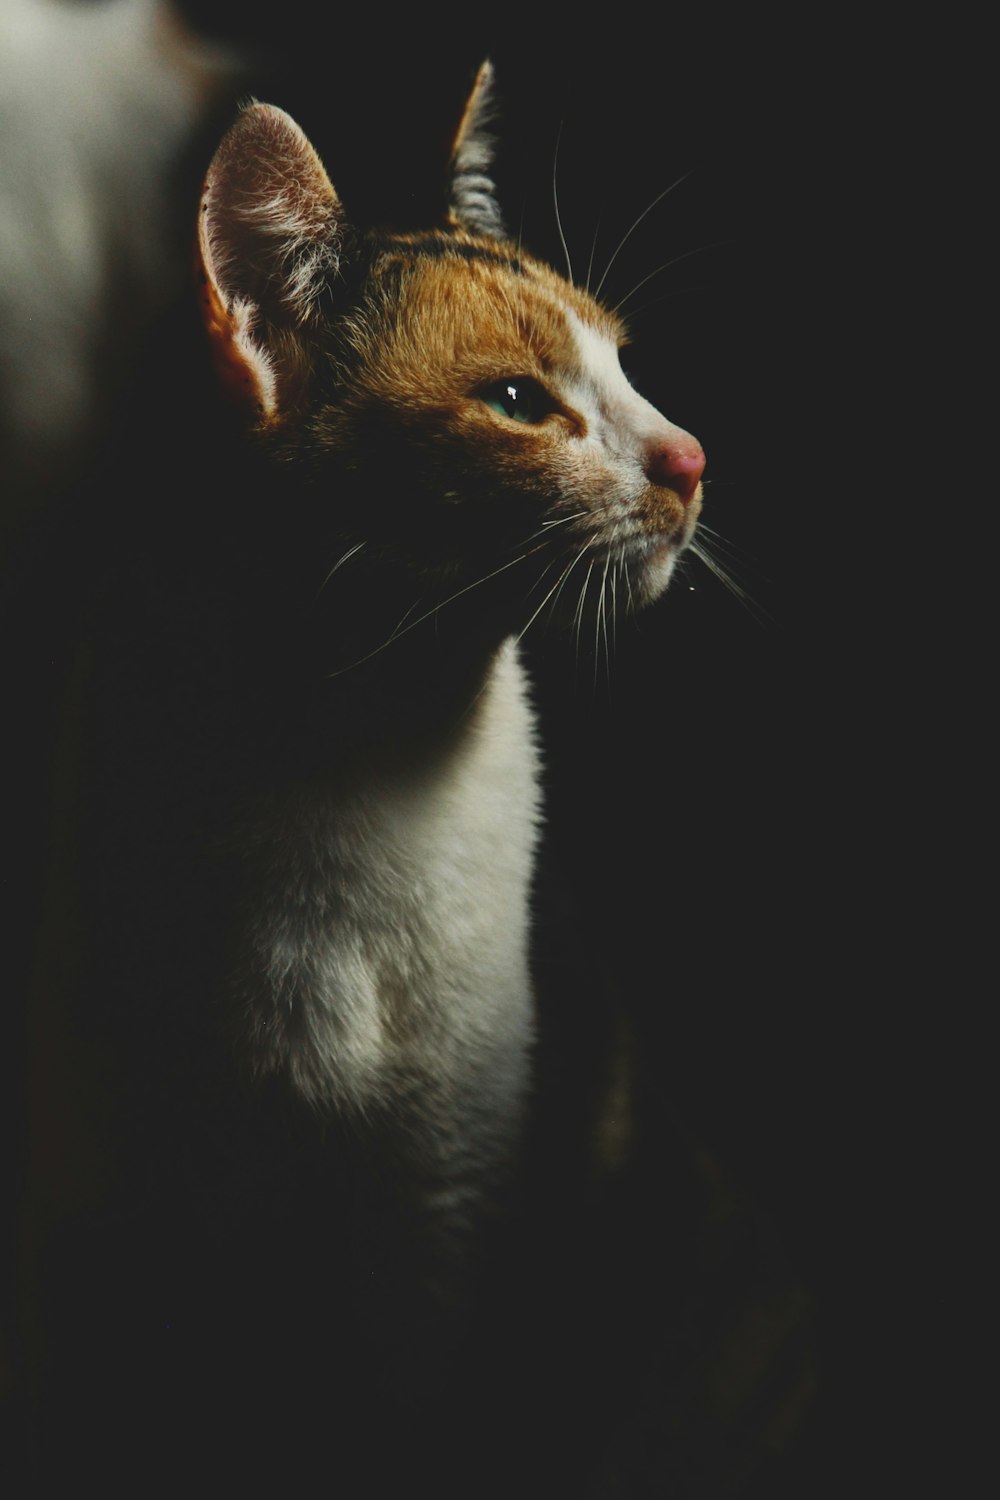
xmin=197 ymin=73 xmax=703 ymax=635
xmin=305 ymin=238 xmax=703 ymax=614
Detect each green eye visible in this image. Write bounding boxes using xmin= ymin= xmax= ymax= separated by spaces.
xmin=481 ymin=379 xmax=547 ymax=424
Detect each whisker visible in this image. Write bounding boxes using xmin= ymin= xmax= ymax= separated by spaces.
xmin=592 ymin=171 xmax=693 ymax=303
xmin=612 ymin=241 xmax=725 ymax=319
xmin=389 ymin=597 xmax=424 ymax=638
xmin=327 ymin=506 xmax=596 ymax=677
xmin=525 ymin=509 xmax=587 ymax=544
xmin=623 ymin=544 xmax=636 ymax=616
xmin=573 ymin=556 xmax=596 ymax=668
xmin=693 ymin=520 xmax=769 ymax=585
xmin=314 ymin=540 xmax=365 ymax=601
xmin=594 ymin=550 xmax=611 ymax=689
xmin=514 ymin=554 xmax=576 ymax=644
xmin=693 ymin=525 xmax=763 ymax=573
xmin=327 ymin=547 xmax=538 ymax=677
xmin=552 ymin=120 xmax=574 ymax=287
xmin=688 ymin=537 xmax=771 ymax=624
xmin=540 ymin=508 xmax=588 ymax=529
xmin=624 ymin=284 xmax=700 ymax=325
xmin=541 ymin=543 xmax=591 ymax=639
xmin=584 ymin=215 xmax=602 ymax=297
xmin=523 ymin=553 xmax=562 ymax=600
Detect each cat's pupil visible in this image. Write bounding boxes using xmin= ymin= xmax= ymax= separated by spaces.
xmin=483 ymin=380 xmax=539 ymax=423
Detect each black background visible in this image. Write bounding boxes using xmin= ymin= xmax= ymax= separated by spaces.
xmin=8 ymin=2 xmax=922 ymax=1491
xmin=181 ymin=10 xmax=885 ymax=1486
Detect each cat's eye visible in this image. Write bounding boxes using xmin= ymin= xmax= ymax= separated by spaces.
xmin=481 ymin=379 xmax=549 ymax=424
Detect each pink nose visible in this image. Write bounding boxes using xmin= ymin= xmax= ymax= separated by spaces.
xmin=646 ymin=434 xmax=705 ymax=507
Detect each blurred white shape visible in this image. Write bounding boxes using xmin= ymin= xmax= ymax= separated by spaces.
xmin=0 ymin=0 xmax=237 ymax=524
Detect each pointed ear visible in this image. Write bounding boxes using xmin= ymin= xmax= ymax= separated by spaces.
xmin=447 ymin=60 xmax=505 ymax=238
xmin=196 ymin=102 xmax=343 ymax=423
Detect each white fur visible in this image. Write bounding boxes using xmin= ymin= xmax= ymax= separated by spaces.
xmin=247 ymin=640 xmax=540 ymax=1138
xmin=558 ymin=311 xmax=696 ymax=595
xmin=565 ymin=311 xmax=687 ymax=478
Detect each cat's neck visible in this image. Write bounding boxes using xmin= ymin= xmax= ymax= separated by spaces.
xmin=85 ymin=383 xmax=521 ymax=782
xmin=302 ymin=558 xmax=522 ymax=768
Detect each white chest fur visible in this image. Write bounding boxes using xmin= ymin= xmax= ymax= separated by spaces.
xmin=242 ymin=639 xmax=541 ymax=1138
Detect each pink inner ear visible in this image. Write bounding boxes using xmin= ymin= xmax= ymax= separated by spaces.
xmin=196 ymin=196 xmax=278 ymax=420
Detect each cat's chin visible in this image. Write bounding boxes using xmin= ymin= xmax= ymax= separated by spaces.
xmin=631 ymin=531 xmax=691 ymax=606
xmin=635 ymin=547 xmax=679 ymax=605
xmin=624 ymin=480 xmax=702 ymax=606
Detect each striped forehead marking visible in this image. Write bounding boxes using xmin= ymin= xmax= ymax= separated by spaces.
xmin=358 ymin=233 xmax=627 ymax=399
xmin=374 ymin=233 xmax=622 ymax=332
xmin=378 ymin=232 xmax=526 ymax=276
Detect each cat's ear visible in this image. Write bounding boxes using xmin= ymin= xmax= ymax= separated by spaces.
xmin=446 ymin=60 xmax=505 ymax=239
xmin=196 ymin=102 xmax=342 ymax=423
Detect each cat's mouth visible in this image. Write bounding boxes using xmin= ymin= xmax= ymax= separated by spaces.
xmin=603 ymin=488 xmax=701 ymax=562
xmin=645 ymin=478 xmax=702 ymax=539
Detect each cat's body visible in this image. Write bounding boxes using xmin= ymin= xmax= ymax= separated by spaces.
xmin=21 ymin=64 xmax=706 ymax=1493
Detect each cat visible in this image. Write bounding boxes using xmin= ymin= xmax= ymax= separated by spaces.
xmin=194 ymin=58 xmax=704 ymax=1142
xmin=19 ymin=60 xmax=705 ymax=1495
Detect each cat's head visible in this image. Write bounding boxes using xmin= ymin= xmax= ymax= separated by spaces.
xmin=196 ymin=63 xmax=704 ymax=632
